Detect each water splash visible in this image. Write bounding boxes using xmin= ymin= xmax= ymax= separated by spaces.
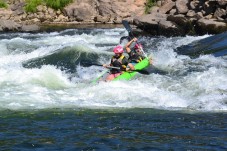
xmin=0 ymin=29 xmax=226 ymax=111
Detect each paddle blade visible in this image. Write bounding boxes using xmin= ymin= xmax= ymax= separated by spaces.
xmin=122 ymin=20 xmax=132 ymax=33
xmin=80 ymin=61 xmax=103 ymax=67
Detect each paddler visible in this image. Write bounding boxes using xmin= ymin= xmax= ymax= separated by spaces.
xmin=103 ymin=45 xmax=135 ymax=81
xmin=125 ymin=37 xmax=152 ymax=64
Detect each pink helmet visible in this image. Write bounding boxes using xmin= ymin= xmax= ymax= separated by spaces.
xmin=113 ymin=45 xmax=124 ymax=54
xmin=134 ymin=43 xmax=142 ymax=49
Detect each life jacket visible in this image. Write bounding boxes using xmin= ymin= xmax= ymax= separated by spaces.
xmin=110 ymin=55 xmax=127 ymax=74
xmin=128 ymin=49 xmax=143 ymax=63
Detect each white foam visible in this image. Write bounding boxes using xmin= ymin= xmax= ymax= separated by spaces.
xmin=0 ymin=30 xmax=226 ymax=111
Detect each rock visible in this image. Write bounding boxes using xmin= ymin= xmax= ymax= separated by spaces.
xmin=167 ymin=14 xmax=189 ymax=27
xmin=159 ymin=1 xmax=175 ymax=14
xmin=176 ymin=0 xmax=189 ymax=14
xmin=159 ymin=20 xmax=177 ymax=28
xmin=196 ymin=12 xmax=203 ymax=19
xmin=169 ymin=9 xmax=177 ymax=15
xmin=159 ymin=20 xmax=184 ymax=36
xmin=0 ymin=19 xmax=21 ymax=31
xmin=21 ymin=24 xmax=40 ymax=32
xmin=217 ymin=0 xmax=227 ymax=6
xmin=186 ymin=10 xmax=196 ymax=17
xmin=133 ymin=12 xmax=186 ymax=36
xmin=205 ymin=14 xmax=213 ymax=19
xmin=94 ymin=15 xmax=110 ymax=23
xmin=214 ymin=8 xmax=226 ymax=19
xmin=148 ymin=6 xmax=159 ymax=14
xmin=156 ymin=0 xmax=162 ymax=7
xmin=113 ymin=16 xmax=122 ymax=24
xmin=0 ymin=8 xmax=13 ymax=18
xmin=63 ymin=0 xmax=97 ymax=22
xmin=37 ymin=5 xmax=43 ymax=12
xmin=203 ymin=1 xmax=216 ymax=16
xmin=196 ymin=18 xmax=227 ymax=34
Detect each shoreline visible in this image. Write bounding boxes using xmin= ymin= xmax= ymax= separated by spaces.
xmin=40 ymin=23 xmax=124 ymax=31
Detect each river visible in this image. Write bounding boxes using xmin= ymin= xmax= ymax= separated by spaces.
xmin=0 ymin=28 xmax=227 ymax=150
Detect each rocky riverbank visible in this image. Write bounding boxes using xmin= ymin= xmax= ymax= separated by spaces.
xmin=134 ymin=0 xmax=227 ymax=36
xmin=0 ymin=0 xmax=226 ymax=36
xmin=0 ymin=0 xmax=146 ymax=32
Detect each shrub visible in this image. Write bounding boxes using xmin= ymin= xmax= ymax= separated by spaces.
xmin=0 ymin=0 xmax=7 ymax=8
xmin=24 ymin=0 xmax=73 ymax=13
xmin=24 ymin=0 xmax=42 ymax=13
xmin=45 ymin=0 xmax=73 ymax=10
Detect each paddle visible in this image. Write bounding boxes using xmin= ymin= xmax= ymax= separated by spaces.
xmin=122 ymin=20 xmax=148 ymax=57
xmin=81 ymin=61 xmax=150 ymax=75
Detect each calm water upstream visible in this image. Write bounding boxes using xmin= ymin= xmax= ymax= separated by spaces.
xmin=0 ymin=28 xmax=227 ymax=150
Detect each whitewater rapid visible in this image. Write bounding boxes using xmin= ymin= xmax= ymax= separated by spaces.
xmin=0 ymin=28 xmax=226 ymax=111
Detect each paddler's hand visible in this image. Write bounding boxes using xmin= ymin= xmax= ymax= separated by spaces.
xmin=103 ymin=64 xmax=108 ymax=68
xmin=126 ymin=68 xmax=131 ymax=71
xmin=133 ymin=38 xmax=138 ymax=42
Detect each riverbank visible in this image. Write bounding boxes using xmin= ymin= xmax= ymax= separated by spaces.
xmin=40 ymin=23 xmax=124 ymax=32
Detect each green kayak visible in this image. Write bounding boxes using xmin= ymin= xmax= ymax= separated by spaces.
xmin=114 ymin=57 xmax=150 ymax=81
xmin=92 ymin=58 xmax=150 ymax=83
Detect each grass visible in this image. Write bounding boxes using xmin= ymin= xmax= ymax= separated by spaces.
xmin=24 ymin=0 xmax=73 ymax=13
xmin=45 ymin=0 xmax=73 ymax=10
xmin=145 ymin=0 xmax=157 ymax=14
xmin=24 ymin=0 xmax=42 ymax=13
xmin=0 ymin=0 xmax=7 ymax=8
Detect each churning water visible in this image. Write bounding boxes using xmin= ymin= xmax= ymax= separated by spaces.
xmin=0 ymin=28 xmax=227 ymax=150
xmin=0 ymin=28 xmax=226 ymax=111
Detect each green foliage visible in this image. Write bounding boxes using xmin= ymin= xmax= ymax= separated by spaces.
xmin=24 ymin=0 xmax=73 ymax=13
xmin=24 ymin=0 xmax=42 ymax=13
xmin=145 ymin=0 xmax=157 ymax=14
xmin=0 ymin=0 xmax=7 ymax=8
xmin=45 ymin=0 xmax=73 ymax=10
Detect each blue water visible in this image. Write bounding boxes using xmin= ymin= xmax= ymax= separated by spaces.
xmin=0 ymin=28 xmax=227 ymax=150
xmin=1 ymin=109 xmax=227 ymax=150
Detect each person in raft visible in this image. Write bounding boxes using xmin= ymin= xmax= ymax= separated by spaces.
xmin=103 ymin=45 xmax=135 ymax=81
xmin=125 ymin=37 xmax=152 ymax=64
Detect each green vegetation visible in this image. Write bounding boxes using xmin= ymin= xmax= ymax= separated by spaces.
xmin=145 ymin=0 xmax=157 ymax=14
xmin=25 ymin=0 xmax=42 ymax=13
xmin=45 ymin=0 xmax=73 ymax=10
xmin=0 ymin=0 xmax=7 ymax=8
xmin=24 ymin=0 xmax=73 ymax=13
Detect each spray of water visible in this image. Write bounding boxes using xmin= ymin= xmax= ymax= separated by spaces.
xmin=0 ymin=29 xmax=226 ymax=111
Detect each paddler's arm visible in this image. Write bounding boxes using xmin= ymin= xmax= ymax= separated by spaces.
xmin=103 ymin=59 xmax=113 ymax=68
xmin=126 ymin=63 xmax=135 ymax=71
xmin=103 ymin=64 xmax=113 ymax=68
xmin=125 ymin=38 xmax=137 ymax=53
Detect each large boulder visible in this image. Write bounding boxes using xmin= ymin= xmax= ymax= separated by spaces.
xmin=217 ymin=0 xmax=227 ymax=6
xmin=134 ymin=13 xmax=185 ymax=36
xmin=158 ymin=1 xmax=175 ymax=14
xmin=63 ymin=0 xmax=146 ymax=23
xmin=176 ymin=0 xmax=189 ymax=14
xmin=0 ymin=19 xmax=21 ymax=31
xmin=63 ymin=0 xmax=97 ymax=22
xmin=196 ymin=18 xmax=227 ymax=34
